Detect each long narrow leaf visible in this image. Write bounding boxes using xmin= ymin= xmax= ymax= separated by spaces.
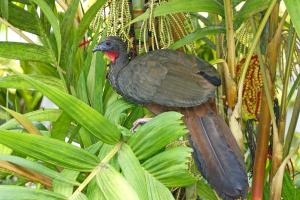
xmin=0 ymin=130 xmax=99 ymax=171
xmin=17 ymin=73 xmax=121 ymax=144
xmin=0 ymin=109 xmax=61 ymax=130
xmin=170 ymin=26 xmax=225 ymax=49
xmin=31 ymin=0 xmax=61 ymax=61
xmin=144 ymin=171 xmax=174 ymax=200
xmin=0 ymin=75 xmax=64 ymax=91
xmin=1 ymin=106 xmax=41 ymax=135
xmin=128 ymin=112 xmax=187 ymax=160
xmin=96 ymin=164 xmax=139 ymax=200
xmin=130 ymin=0 xmax=224 ymax=24
xmin=234 ymin=0 xmax=271 ymax=29
xmin=0 ymin=42 xmax=53 ymax=63
xmin=284 ymin=0 xmax=300 ymax=37
xmin=0 ymin=0 xmax=8 ymax=19
xmin=118 ymin=144 xmax=148 ymax=200
xmin=1 ymin=2 xmax=39 ymax=35
xmin=0 ymin=155 xmax=79 ymax=185
xmin=142 ymin=147 xmax=196 ymax=187
xmin=0 ymin=186 xmax=66 ymax=200
xmin=75 ymin=0 xmax=106 ymax=45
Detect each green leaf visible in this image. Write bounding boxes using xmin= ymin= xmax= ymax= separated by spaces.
xmin=105 ymin=99 xmax=134 ymax=125
xmin=18 ymin=73 xmax=121 ymax=144
xmin=0 ymin=109 xmax=62 ymax=130
xmin=284 ymin=0 xmax=300 ymax=37
xmin=0 ymin=130 xmax=99 ymax=171
xmin=1 ymin=106 xmax=41 ymax=135
xmin=288 ymin=74 xmax=300 ymax=103
xmin=0 ymin=186 xmax=66 ymax=200
xmin=96 ymin=164 xmax=140 ymax=200
xmin=170 ymin=26 xmax=225 ymax=49
xmin=0 ymin=2 xmax=39 ymax=35
xmin=0 ymin=0 xmax=8 ymax=19
xmin=282 ymin=172 xmax=300 ymax=200
xmin=0 ymin=75 xmax=64 ymax=91
xmin=118 ymin=144 xmax=148 ymax=200
xmin=128 ymin=112 xmax=187 ymax=160
xmin=130 ymin=0 xmax=224 ymax=24
xmin=142 ymin=147 xmax=196 ymax=187
xmin=234 ymin=0 xmax=271 ymax=29
xmin=75 ymin=0 xmax=106 ymax=45
xmin=87 ymin=52 xmax=106 ymax=113
xmin=197 ymin=179 xmax=219 ymax=200
xmin=0 ymin=42 xmax=53 ymax=63
xmin=87 ymin=179 xmax=106 ymax=200
xmin=75 ymin=0 xmax=106 ymax=42
xmin=31 ymin=0 xmax=61 ymax=61
xmin=53 ymin=169 xmax=80 ymax=196
xmin=60 ymin=0 xmax=79 ymax=69
xmin=0 ymin=155 xmax=79 ymax=185
xmin=144 ymin=171 xmax=174 ymax=200
xmin=51 ymin=112 xmax=72 ymax=140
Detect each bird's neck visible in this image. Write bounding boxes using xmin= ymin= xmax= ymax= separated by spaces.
xmin=108 ymin=52 xmax=129 ymax=90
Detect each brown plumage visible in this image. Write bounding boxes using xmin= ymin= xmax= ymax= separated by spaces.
xmin=93 ymin=36 xmax=248 ymax=199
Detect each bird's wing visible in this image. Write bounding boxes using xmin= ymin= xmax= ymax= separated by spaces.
xmin=117 ymin=50 xmax=219 ymax=107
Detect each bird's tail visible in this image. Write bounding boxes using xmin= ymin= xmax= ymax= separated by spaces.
xmin=183 ymin=104 xmax=248 ymax=200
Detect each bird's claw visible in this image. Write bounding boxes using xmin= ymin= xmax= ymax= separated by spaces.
xmin=130 ymin=118 xmax=152 ymax=132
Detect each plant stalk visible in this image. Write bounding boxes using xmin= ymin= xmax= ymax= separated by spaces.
xmin=283 ymin=88 xmax=300 ymax=157
xmin=69 ymin=142 xmax=122 ymax=200
xmin=223 ymin=0 xmax=236 ymax=78
xmin=0 ymin=17 xmax=34 ymax=43
xmin=278 ymin=30 xmax=297 ymax=142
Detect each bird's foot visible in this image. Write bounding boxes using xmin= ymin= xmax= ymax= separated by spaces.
xmin=130 ymin=117 xmax=152 ymax=132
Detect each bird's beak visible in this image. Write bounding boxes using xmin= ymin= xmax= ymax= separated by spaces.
xmin=92 ymin=43 xmax=103 ymax=53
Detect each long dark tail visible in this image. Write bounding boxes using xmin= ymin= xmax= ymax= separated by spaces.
xmin=184 ymin=104 xmax=248 ymax=200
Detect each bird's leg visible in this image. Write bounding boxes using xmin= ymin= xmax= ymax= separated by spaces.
xmin=130 ymin=117 xmax=152 ymax=132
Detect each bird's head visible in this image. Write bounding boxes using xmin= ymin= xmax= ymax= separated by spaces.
xmin=93 ymin=36 xmax=127 ymax=64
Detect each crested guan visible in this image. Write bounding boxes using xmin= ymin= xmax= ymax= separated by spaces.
xmin=93 ymin=36 xmax=248 ymax=200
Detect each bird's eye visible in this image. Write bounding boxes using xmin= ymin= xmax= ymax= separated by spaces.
xmin=106 ymin=41 xmax=111 ymax=46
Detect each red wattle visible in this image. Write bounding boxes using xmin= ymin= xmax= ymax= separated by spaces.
xmin=104 ymin=51 xmax=119 ymax=63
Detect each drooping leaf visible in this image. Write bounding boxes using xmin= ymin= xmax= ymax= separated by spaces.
xmin=0 ymin=130 xmax=99 ymax=171
xmin=0 ymin=109 xmax=62 ymax=130
xmin=170 ymin=26 xmax=225 ymax=49
xmin=1 ymin=106 xmax=41 ymax=135
xmin=0 ymin=186 xmax=66 ymax=200
xmin=130 ymin=0 xmax=224 ymax=24
xmin=0 ymin=42 xmax=53 ymax=63
xmin=0 ymin=155 xmax=79 ymax=185
xmin=96 ymin=164 xmax=140 ymax=200
xmin=17 ymin=73 xmax=121 ymax=144
xmin=234 ymin=0 xmax=271 ymax=29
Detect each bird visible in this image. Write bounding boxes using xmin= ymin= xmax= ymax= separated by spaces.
xmin=93 ymin=36 xmax=248 ymax=200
